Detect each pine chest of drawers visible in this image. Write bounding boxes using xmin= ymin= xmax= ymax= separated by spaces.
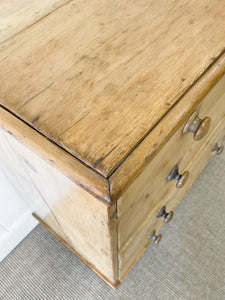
xmin=0 ymin=0 xmax=225 ymax=288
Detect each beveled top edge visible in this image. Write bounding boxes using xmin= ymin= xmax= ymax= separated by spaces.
xmin=1 ymin=1 xmax=225 ymax=179
xmin=109 ymin=51 xmax=225 ymax=201
xmin=0 ymin=105 xmax=111 ymax=205
xmin=0 ymin=50 xmax=225 ymax=206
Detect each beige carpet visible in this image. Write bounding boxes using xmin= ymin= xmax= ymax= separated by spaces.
xmin=0 ymin=151 xmax=225 ymax=300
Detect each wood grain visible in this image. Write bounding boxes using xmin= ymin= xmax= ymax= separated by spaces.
xmin=0 ymin=122 xmax=117 ymax=284
xmin=119 ymin=117 xmax=225 ymax=279
xmin=0 ymin=107 xmax=110 ymax=203
xmin=33 ymin=213 xmax=120 ymax=289
xmin=117 ymin=71 xmax=225 ymax=249
xmin=0 ymin=0 xmax=72 ymax=44
xmin=110 ymin=52 xmax=225 ymax=200
xmin=1 ymin=1 xmax=225 ymax=287
xmin=0 ymin=127 xmax=71 ymax=245
xmin=0 ymin=0 xmax=225 ymax=177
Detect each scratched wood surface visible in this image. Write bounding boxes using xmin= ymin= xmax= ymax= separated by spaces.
xmin=0 ymin=0 xmax=71 ymax=44
xmin=0 ymin=121 xmax=117 ymax=284
xmin=117 ymin=73 xmax=225 ymax=250
xmin=0 ymin=107 xmax=110 ymax=203
xmin=109 ymin=54 xmax=225 ymax=200
xmin=0 ymin=0 xmax=225 ymax=177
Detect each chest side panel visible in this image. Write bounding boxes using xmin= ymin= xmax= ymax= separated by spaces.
xmin=0 ymin=117 xmax=117 ymax=285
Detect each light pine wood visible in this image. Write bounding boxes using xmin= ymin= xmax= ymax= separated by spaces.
xmin=33 ymin=213 xmax=120 ymax=289
xmin=1 ymin=1 xmax=225 ymax=288
xmin=119 ymin=117 xmax=225 ymax=279
xmin=0 ymin=0 xmax=71 ymax=44
xmin=0 ymin=52 xmax=224 ymax=205
xmin=110 ymin=52 xmax=225 ymax=200
xmin=0 ymin=127 xmax=71 ymax=245
xmin=0 ymin=107 xmax=110 ymax=203
xmin=0 ymin=0 xmax=225 ymax=177
xmin=117 ymin=73 xmax=225 ymax=250
xmin=0 ymin=123 xmax=117 ymax=285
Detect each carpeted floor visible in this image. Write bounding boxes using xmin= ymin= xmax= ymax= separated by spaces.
xmin=0 ymin=150 xmax=225 ymax=300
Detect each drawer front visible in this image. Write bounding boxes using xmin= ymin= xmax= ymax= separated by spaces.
xmin=119 ymin=117 xmax=225 ymax=280
xmin=118 ymin=74 xmax=225 ymax=250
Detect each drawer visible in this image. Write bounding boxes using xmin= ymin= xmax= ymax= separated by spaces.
xmin=119 ymin=117 xmax=225 ymax=280
xmin=118 ymin=74 xmax=225 ymax=250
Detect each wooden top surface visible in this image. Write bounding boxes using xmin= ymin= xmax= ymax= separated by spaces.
xmin=1 ymin=0 xmax=225 ymax=178
xmin=0 ymin=0 xmax=71 ymax=43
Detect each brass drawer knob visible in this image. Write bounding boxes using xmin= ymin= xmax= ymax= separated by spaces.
xmin=157 ymin=206 xmax=174 ymax=223
xmin=167 ymin=165 xmax=189 ymax=188
xmin=148 ymin=230 xmax=162 ymax=244
xmin=212 ymin=143 xmax=224 ymax=155
xmin=183 ymin=111 xmax=211 ymax=140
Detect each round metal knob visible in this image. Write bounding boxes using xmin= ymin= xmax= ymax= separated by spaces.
xmin=167 ymin=165 xmax=189 ymax=188
xmin=183 ymin=111 xmax=211 ymax=141
xmin=148 ymin=230 xmax=162 ymax=244
xmin=157 ymin=206 xmax=174 ymax=223
xmin=212 ymin=143 xmax=224 ymax=155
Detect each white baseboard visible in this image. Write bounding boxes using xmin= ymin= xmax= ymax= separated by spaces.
xmin=0 ymin=210 xmax=38 ymax=262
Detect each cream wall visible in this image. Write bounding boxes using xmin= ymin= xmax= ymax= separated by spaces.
xmin=0 ymin=170 xmax=38 ymax=262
